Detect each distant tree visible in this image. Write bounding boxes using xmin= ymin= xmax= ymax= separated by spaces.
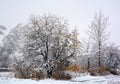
xmin=88 ymin=11 xmax=109 ymax=67
xmin=0 ymin=46 xmax=9 ymax=68
xmin=3 ymin=24 xmax=26 ymax=68
xmin=70 ymin=28 xmax=81 ymax=64
xmin=0 ymin=25 xmax=8 ymax=68
xmin=0 ymin=25 xmax=6 ymax=35
xmin=3 ymin=24 xmax=24 ymax=54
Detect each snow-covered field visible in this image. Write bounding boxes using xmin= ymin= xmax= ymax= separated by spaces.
xmin=0 ymin=72 xmax=120 ymax=84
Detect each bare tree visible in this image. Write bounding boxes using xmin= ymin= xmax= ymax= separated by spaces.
xmin=88 ymin=11 xmax=109 ymax=67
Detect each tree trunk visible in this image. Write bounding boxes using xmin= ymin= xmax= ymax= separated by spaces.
xmin=47 ymin=69 xmax=53 ymax=78
xmin=88 ymin=58 xmax=90 ymax=70
xmin=98 ymin=42 xmax=101 ymax=67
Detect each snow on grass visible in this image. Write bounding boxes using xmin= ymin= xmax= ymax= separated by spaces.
xmin=0 ymin=72 xmax=14 ymax=78
xmin=72 ymin=75 xmax=109 ymax=84
xmin=0 ymin=72 xmax=120 ymax=84
xmin=105 ymin=75 xmax=120 ymax=84
xmin=0 ymin=78 xmax=80 ymax=84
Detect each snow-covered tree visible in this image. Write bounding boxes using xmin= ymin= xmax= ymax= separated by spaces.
xmin=0 ymin=46 xmax=9 ymax=68
xmin=87 ymin=11 xmax=109 ymax=67
xmin=21 ymin=15 xmax=81 ymax=78
xmin=70 ymin=28 xmax=81 ymax=64
xmin=0 ymin=25 xmax=6 ymax=35
xmin=0 ymin=25 xmax=8 ymax=68
xmin=3 ymin=14 xmax=81 ymax=78
xmin=3 ymin=24 xmax=26 ymax=68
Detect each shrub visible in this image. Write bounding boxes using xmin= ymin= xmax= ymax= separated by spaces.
xmin=15 ymin=68 xmax=45 ymax=80
xmin=14 ymin=63 xmax=45 ymax=79
xmin=14 ymin=65 xmax=32 ymax=79
xmin=66 ymin=64 xmax=85 ymax=73
xmin=89 ymin=66 xmax=110 ymax=76
xmin=52 ymin=71 xmax=71 ymax=80
xmin=30 ymin=70 xmax=45 ymax=80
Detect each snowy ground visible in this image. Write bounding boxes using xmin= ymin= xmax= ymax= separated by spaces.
xmin=0 ymin=72 xmax=120 ymax=84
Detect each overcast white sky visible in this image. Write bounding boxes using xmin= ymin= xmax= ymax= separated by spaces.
xmin=0 ymin=0 xmax=120 ymax=45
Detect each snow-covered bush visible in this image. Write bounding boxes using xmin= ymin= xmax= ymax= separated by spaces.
xmin=105 ymin=44 xmax=120 ymax=75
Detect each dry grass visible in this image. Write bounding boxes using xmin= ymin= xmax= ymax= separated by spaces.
xmin=66 ymin=64 xmax=86 ymax=73
xmin=89 ymin=66 xmax=110 ymax=76
xmin=52 ymin=71 xmax=71 ymax=80
xmin=14 ymin=65 xmax=45 ymax=80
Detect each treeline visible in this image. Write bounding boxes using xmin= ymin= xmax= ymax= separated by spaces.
xmin=0 ymin=11 xmax=120 ymax=80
